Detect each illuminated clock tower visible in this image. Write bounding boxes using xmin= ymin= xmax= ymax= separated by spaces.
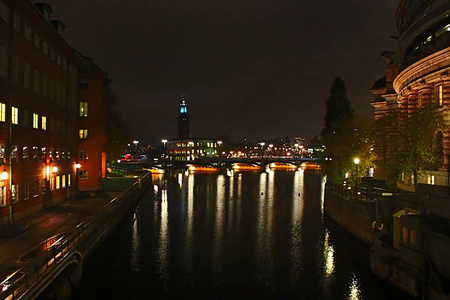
xmin=178 ymin=97 xmax=190 ymax=139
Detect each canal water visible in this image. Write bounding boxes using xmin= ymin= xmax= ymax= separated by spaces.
xmin=75 ymin=169 xmax=413 ymax=300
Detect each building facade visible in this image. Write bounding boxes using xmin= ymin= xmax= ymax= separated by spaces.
xmin=77 ymin=54 xmax=108 ymax=191
xmin=0 ymin=0 xmax=107 ymax=225
xmin=166 ymin=98 xmax=220 ymax=161
xmin=371 ymin=0 xmax=450 ymax=191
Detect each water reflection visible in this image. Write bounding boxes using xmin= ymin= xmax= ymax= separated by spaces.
xmin=290 ymin=169 xmax=304 ymax=279
xmin=323 ymin=229 xmax=335 ymax=277
xmin=130 ymin=213 xmax=139 ymax=273
xmin=256 ymin=170 xmax=274 ymax=284
xmin=185 ymin=173 xmax=195 ymax=270
xmin=78 ymin=170 xmax=411 ymax=300
xmin=158 ymin=180 xmax=169 ymax=287
xmin=347 ymin=275 xmax=363 ymax=300
xmin=213 ymin=174 xmax=226 ymax=273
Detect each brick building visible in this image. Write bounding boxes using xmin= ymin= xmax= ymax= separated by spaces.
xmin=0 ymin=0 xmax=108 ymax=225
xmin=371 ymin=0 xmax=450 ymax=191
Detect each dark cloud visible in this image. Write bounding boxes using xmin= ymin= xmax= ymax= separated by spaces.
xmin=46 ymin=0 xmax=400 ymax=144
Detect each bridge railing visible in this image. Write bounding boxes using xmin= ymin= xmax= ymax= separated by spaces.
xmin=0 ymin=172 xmax=152 ymax=300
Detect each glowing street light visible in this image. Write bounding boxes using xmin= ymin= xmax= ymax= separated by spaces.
xmin=354 ymin=157 xmax=360 ymax=198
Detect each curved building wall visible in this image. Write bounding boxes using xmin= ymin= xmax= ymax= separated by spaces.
xmin=395 ymin=0 xmax=450 ymax=69
xmin=372 ymin=0 xmax=450 ymax=190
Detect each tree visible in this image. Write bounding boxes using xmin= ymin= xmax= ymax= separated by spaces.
xmin=104 ymin=89 xmax=130 ymax=163
xmin=320 ymin=78 xmax=373 ymax=183
xmin=321 ymin=117 xmax=374 ymax=183
xmin=321 ymin=77 xmax=354 ymax=140
xmin=373 ymin=105 xmax=444 ymax=190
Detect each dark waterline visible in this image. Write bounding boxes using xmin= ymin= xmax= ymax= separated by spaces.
xmin=76 ymin=170 xmax=412 ymax=300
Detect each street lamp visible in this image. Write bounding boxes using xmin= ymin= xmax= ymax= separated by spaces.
xmin=161 ymin=139 xmax=168 ymax=159
xmin=354 ymin=157 xmax=360 ymax=199
xmin=133 ymin=140 xmax=139 ymax=157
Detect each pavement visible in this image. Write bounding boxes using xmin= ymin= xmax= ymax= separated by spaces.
xmin=0 ymin=191 xmax=117 ymax=282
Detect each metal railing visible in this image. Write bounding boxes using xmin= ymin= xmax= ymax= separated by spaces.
xmin=0 ymin=173 xmax=151 ymax=300
xmin=326 ymin=181 xmax=395 ymax=202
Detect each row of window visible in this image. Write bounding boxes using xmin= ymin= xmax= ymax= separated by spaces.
xmin=0 ymin=48 xmax=75 ymax=109
xmin=0 ymin=1 xmax=74 ymax=76
xmin=0 ymin=174 xmax=72 ymax=207
xmin=0 ymin=102 xmax=75 ymax=134
xmin=175 ymin=142 xmax=218 ymax=148
xmin=0 ymin=145 xmax=73 ymax=163
xmin=410 ymin=84 xmax=445 ymax=107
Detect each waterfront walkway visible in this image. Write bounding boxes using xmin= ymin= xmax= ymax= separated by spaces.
xmin=0 ymin=192 xmax=116 ymax=282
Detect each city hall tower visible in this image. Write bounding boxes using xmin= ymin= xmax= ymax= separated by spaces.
xmin=178 ymin=97 xmax=190 ymax=139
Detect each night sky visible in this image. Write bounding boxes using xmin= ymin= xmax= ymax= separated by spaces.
xmin=45 ymin=0 xmax=399 ymax=145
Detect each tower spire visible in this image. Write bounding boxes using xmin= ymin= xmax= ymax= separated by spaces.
xmin=178 ymin=96 xmax=190 ymax=139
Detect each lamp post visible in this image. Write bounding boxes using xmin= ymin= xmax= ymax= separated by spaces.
xmin=354 ymin=157 xmax=360 ymax=199
xmin=133 ymin=140 xmax=139 ymax=158
xmin=161 ymin=139 xmax=167 ymax=167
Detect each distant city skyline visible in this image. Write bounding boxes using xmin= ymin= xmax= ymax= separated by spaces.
xmin=45 ymin=0 xmax=400 ymax=144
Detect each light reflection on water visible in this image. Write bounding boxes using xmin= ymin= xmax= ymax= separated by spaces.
xmin=323 ymin=229 xmax=335 ymax=278
xmin=158 ymin=179 xmax=169 ymax=288
xmin=290 ymin=168 xmax=304 ymax=280
xmin=78 ymin=170 xmax=414 ymax=300
xmin=348 ymin=275 xmax=363 ymax=300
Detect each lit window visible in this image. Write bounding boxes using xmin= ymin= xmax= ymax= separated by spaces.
xmin=33 ymin=113 xmax=38 ymax=129
xmin=0 ymin=103 xmax=5 ymax=122
xmin=11 ymin=106 xmax=18 ymax=124
xmin=427 ymin=174 xmax=435 ymax=185
xmin=79 ymin=102 xmax=88 ymax=117
xmin=62 ymin=175 xmax=66 ymax=188
xmin=68 ymin=174 xmax=71 ymax=186
xmin=79 ymin=129 xmax=88 ymax=139
xmin=438 ymin=85 xmax=443 ymax=106
xmin=41 ymin=116 xmax=46 ymax=130
xmin=56 ymin=176 xmax=60 ymax=190
xmin=49 ymin=177 xmax=54 ymax=191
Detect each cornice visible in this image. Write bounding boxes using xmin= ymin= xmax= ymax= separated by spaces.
xmin=394 ymin=46 xmax=450 ymax=93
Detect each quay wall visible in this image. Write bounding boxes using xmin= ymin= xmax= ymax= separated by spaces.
xmin=324 ymin=188 xmax=376 ymax=246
